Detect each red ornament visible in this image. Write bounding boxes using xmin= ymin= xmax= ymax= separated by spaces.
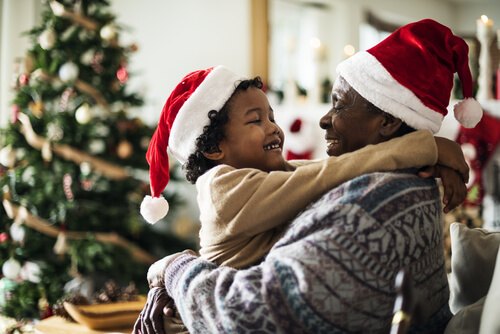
xmin=19 ymin=74 xmax=29 ymax=86
xmin=117 ymin=67 xmax=128 ymax=83
xmin=10 ymin=105 xmax=19 ymax=124
xmin=0 ymin=232 xmax=10 ymax=243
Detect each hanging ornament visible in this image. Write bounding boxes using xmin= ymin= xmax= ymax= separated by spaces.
xmin=75 ymin=103 xmax=93 ymax=124
xmin=88 ymin=139 xmax=106 ymax=154
xmin=59 ymin=61 xmax=79 ymax=82
xmin=100 ymin=24 xmax=117 ymax=41
xmin=20 ymin=261 xmax=42 ymax=284
xmin=116 ymin=67 xmax=128 ymax=83
xmin=0 ymin=145 xmax=16 ymax=168
xmin=38 ymin=294 xmax=53 ymax=319
xmin=80 ymin=162 xmax=93 ymax=191
xmin=10 ymin=222 xmax=25 ymax=244
xmin=2 ymin=258 xmax=21 ymax=280
xmin=117 ymin=140 xmax=133 ymax=159
xmin=19 ymin=73 xmax=29 ymax=86
xmin=22 ymin=166 xmax=36 ymax=186
xmin=53 ymin=223 xmax=70 ymax=256
xmin=28 ymin=99 xmax=45 ymax=118
xmin=38 ymin=27 xmax=57 ymax=50
xmin=60 ymin=87 xmax=75 ymax=111
xmin=47 ymin=122 xmax=64 ymax=142
xmin=10 ymin=104 xmax=19 ymax=124
xmin=0 ymin=232 xmax=9 ymax=243
xmin=80 ymin=48 xmax=95 ymax=66
xmin=63 ymin=173 xmax=74 ymax=201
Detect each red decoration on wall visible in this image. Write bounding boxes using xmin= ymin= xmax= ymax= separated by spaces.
xmin=456 ymin=112 xmax=500 ymax=206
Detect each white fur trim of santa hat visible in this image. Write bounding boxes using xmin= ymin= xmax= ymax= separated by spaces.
xmin=169 ymin=66 xmax=246 ymax=164
xmin=337 ymin=51 xmax=444 ymax=134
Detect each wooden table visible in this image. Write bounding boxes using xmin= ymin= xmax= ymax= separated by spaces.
xmin=34 ymin=316 xmax=133 ymax=334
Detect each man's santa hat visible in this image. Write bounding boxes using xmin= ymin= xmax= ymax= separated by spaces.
xmin=337 ymin=19 xmax=482 ymax=133
xmin=140 ymin=66 xmax=246 ymax=224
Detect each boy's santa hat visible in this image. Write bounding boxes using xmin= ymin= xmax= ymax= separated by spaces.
xmin=337 ymin=19 xmax=482 ymax=134
xmin=141 ymin=66 xmax=246 ymax=224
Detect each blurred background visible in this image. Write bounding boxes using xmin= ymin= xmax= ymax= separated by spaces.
xmin=1 ymin=0 xmax=500 ymax=329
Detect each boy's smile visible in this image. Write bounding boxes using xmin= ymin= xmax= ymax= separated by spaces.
xmin=215 ymin=86 xmax=286 ymax=172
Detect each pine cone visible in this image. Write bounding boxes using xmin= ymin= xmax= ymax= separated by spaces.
xmin=53 ymin=293 xmax=90 ymax=321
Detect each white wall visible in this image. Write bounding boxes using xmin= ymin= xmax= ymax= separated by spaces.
xmin=1 ymin=0 xmax=499 ymax=127
xmin=109 ymin=0 xmax=251 ymax=125
xmin=0 ymin=0 xmax=41 ymax=129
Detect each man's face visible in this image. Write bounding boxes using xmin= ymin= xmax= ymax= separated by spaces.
xmin=319 ymin=76 xmax=386 ymax=157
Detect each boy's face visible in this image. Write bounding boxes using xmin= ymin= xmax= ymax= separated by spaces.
xmin=215 ymin=86 xmax=286 ymax=172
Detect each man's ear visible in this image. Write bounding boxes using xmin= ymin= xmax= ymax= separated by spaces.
xmin=203 ymin=150 xmax=225 ymax=161
xmin=380 ymin=113 xmax=403 ymax=137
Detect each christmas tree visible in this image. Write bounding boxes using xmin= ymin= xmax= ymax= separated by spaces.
xmin=0 ymin=0 xmax=196 ymax=320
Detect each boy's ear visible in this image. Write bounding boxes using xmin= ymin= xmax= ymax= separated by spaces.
xmin=203 ymin=150 xmax=225 ymax=161
xmin=380 ymin=113 xmax=403 ymax=137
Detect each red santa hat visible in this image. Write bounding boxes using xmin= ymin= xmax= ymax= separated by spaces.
xmin=140 ymin=66 xmax=246 ymax=224
xmin=337 ymin=19 xmax=482 ymax=134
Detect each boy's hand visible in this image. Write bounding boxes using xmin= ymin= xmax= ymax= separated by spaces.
xmin=418 ymin=164 xmax=467 ymax=213
xmin=434 ymin=137 xmax=469 ymax=183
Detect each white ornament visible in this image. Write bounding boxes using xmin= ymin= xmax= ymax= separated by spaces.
xmin=75 ymin=103 xmax=93 ymax=124
xmin=80 ymin=48 xmax=95 ymax=65
xmin=22 ymin=166 xmax=36 ymax=186
xmin=10 ymin=223 xmax=25 ymax=243
xmin=20 ymin=261 xmax=41 ymax=283
xmin=2 ymin=258 xmax=21 ymax=280
xmin=59 ymin=61 xmax=79 ymax=82
xmin=80 ymin=162 xmax=92 ymax=175
xmin=47 ymin=123 xmax=64 ymax=141
xmin=89 ymin=139 xmax=106 ymax=154
xmin=100 ymin=24 xmax=117 ymax=41
xmin=0 ymin=145 xmax=16 ymax=168
xmin=39 ymin=28 xmax=57 ymax=50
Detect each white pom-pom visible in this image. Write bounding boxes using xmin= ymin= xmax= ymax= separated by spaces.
xmin=140 ymin=195 xmax=169 ymax=224
xmin=453 ymin=98 xmax=483 ymax=128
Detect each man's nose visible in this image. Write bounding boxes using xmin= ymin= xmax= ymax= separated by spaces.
xmin=319 ymin=111 xmax=333 ymax=129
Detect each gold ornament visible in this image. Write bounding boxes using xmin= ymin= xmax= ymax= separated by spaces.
xmin=75 ymin=103 xmax=93 ymax=124
xmin=29 ymin=100 xmax=45 ymax=117
xmin=117 ymin=140 xmax=133 ymax=159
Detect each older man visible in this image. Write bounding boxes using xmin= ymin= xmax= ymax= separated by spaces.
xmin=135 ymin=19 xmax=480 ymax=333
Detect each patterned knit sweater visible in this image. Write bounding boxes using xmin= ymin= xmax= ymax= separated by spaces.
xmin=165 ymin=170 xmax=451 ymax=333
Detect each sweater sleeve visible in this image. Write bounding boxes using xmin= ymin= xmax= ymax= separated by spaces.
xmin=200 ymin=129 xmax=437 ymax=242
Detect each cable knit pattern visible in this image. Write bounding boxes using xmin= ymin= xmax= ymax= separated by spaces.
xmin=165 ymin=170 xmax=451 ymax=333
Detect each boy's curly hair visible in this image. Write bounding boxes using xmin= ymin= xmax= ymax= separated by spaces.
xmin=183 ymin=76 xmax=264 ymax=184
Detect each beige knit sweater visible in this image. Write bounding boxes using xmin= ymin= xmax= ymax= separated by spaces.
xmin=196 ymin=130 xmax=438 ymax=268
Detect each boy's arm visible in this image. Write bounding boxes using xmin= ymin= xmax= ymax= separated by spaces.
xmin=202 ymin=130 xmax=438 ymax=241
